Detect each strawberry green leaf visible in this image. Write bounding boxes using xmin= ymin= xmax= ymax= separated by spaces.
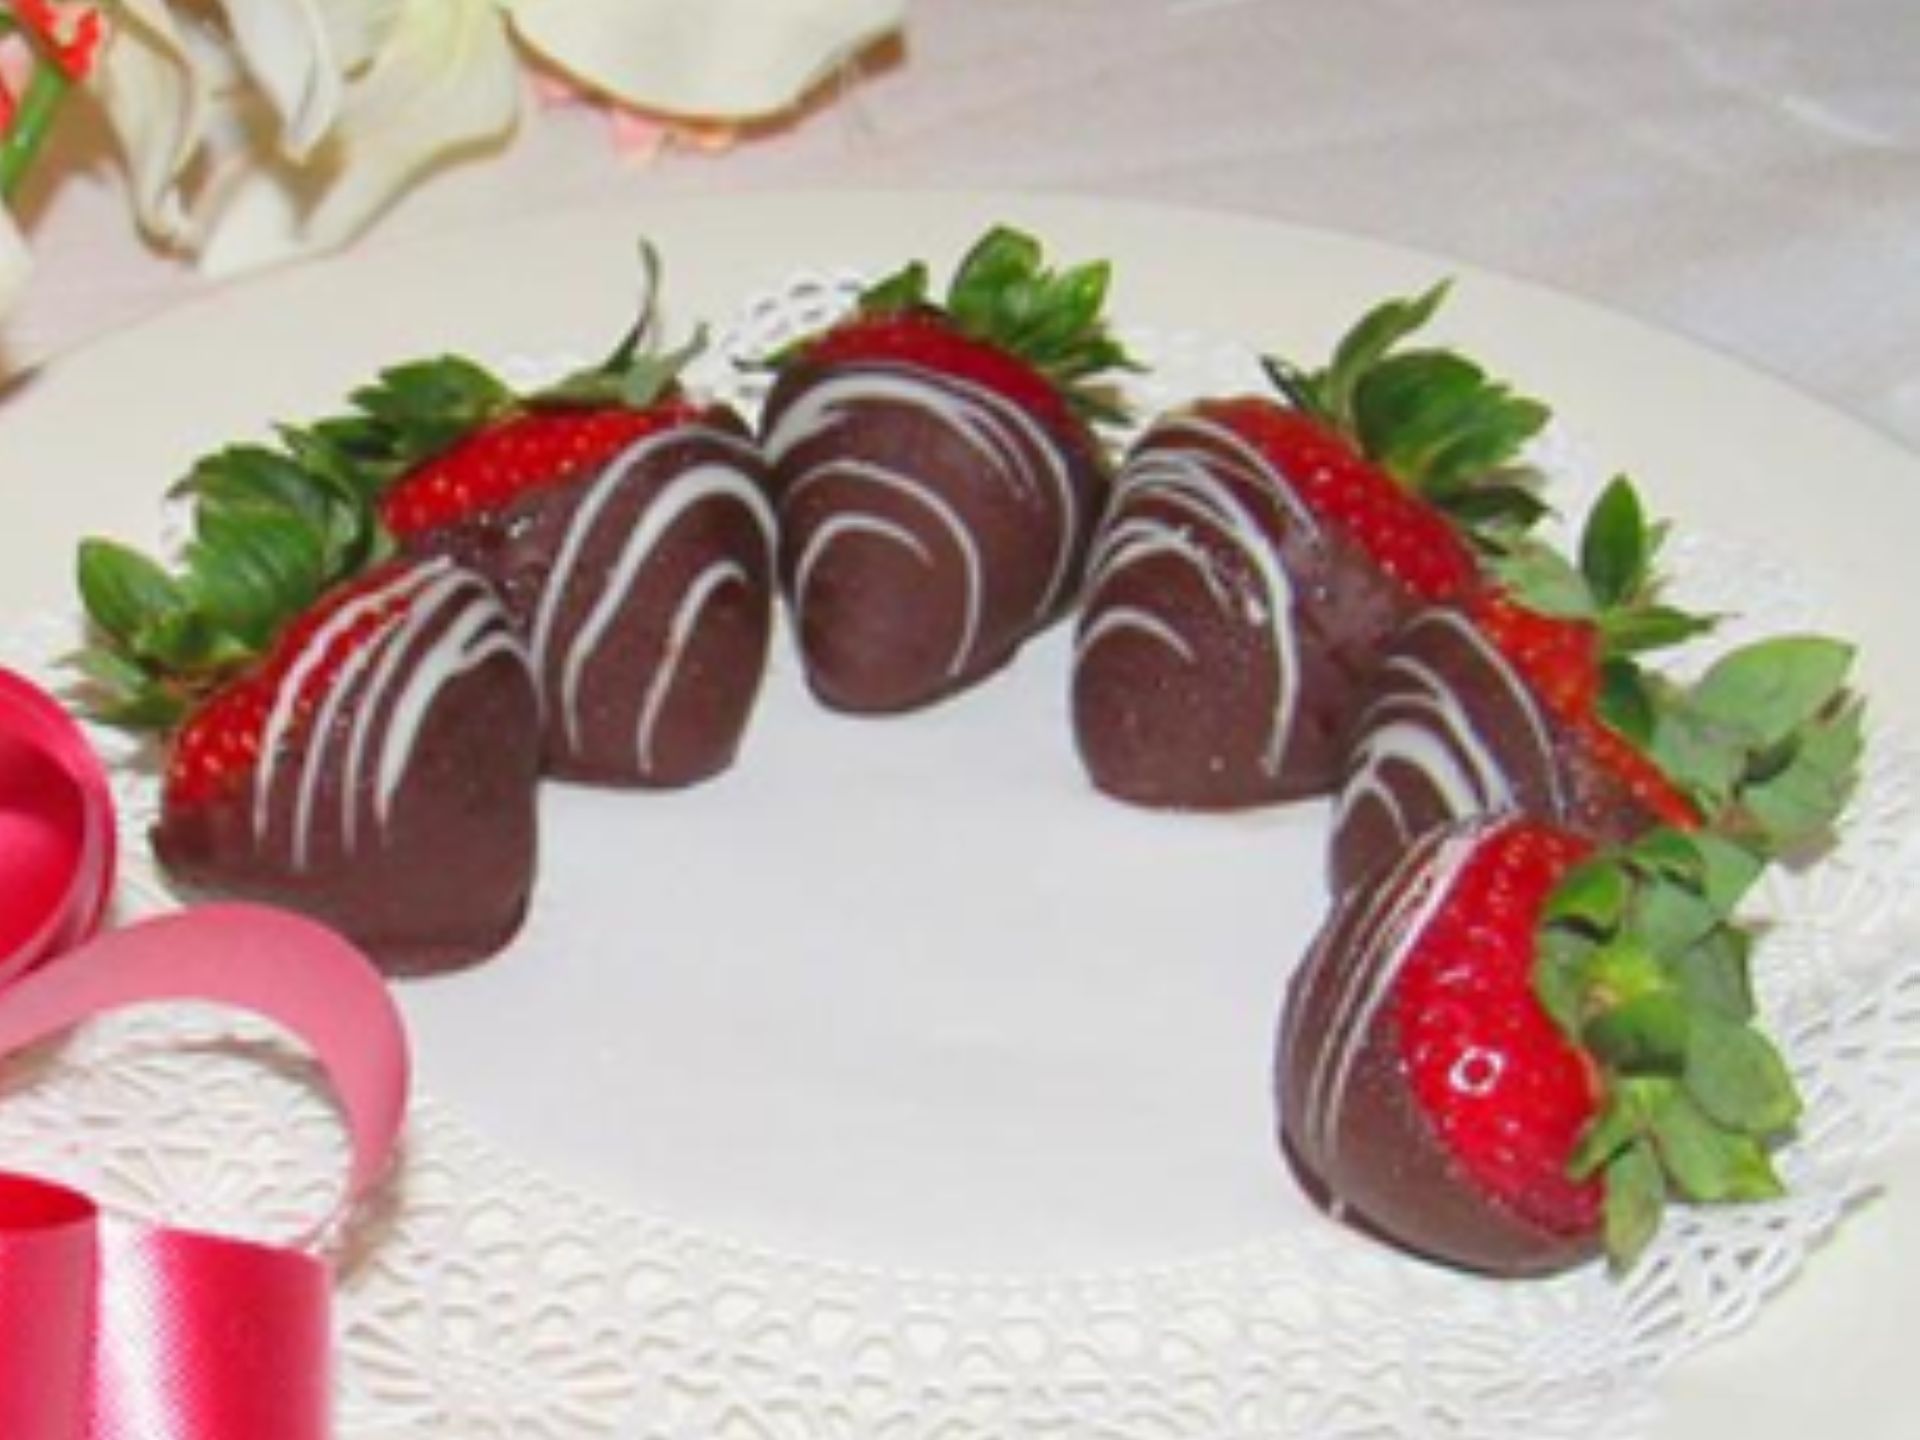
xmin=184 ymin=510 xmax=328 ymax=650
xmin=1599 ymin=658 xmax=1657 ymax=747
xmin=1534 ymin=926 xmax=1596 ymax=1034
xmin=1569 ymin=1084 xmax=1649 ymax=1180
xmin=77 ymin=539 xmax=188 ymax=650
xmin=1731 ymin=698 xmax=1866 ymax=852
xmin=1691 ymin=831 xmax=1767 ymax=913
xmin=1578 ymin=476 xmax=1648 ymax=608
xmin=350 ymin=356 xmax=514 ymax=461
xmin=1627 ymin=877 xmax=1721 ymax=954
xmin=1685 ymin=1008 xmax=1801 ymax=1136
xmin=1545 ymin=855 xmax=1631 ymax=933
xmin=1603 ymin=1137 xmax=1667 ymax=1269
xmin=1316 ymin=283 xmax=1450 ymax=429
xmin=1485 ymin=539 xmax=1595 ymax=619
xmin=1675 ymin=926 xmax=1756 ymax=1023
xmin=1649 ymin=1086 xmax=1786 ymax=1203
xmin=1689 ymin=636 xmax=1855 ymax=751
xmin=1584 ymin=990 xmax=1690 ymax=1076
xmin=859 ymin=260 xmax=931 ymax=314
xmin=1268 ymin=282 xmax=1550 ymax=525
xmin=1622 ymin=826 xmax=1707 ymax=886
xmin=1598 ymin=603 xmax=1719 ymax=656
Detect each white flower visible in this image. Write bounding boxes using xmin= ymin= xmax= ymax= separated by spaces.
xmin=504 ymin=0 xmax=906 ymax=120
xmin=32 ymin=0 xmax=906 ymax=279
xmin=91 ymin=0 xmax=520 ymax=268
xmin=0 ymin=205 xmax=29 ymax=320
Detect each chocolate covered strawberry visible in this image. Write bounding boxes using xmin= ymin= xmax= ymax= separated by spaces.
xmin=761 ymin=226 xmax=1134 ymax=712
xmin=1331 ymin=478 xmax=1860 ymax=890
xmin=250 ymin=254 xmax=776 ymax=788
xmin=1073 ymin=284 xmax=1549 ymax=809
xmin=77 ymin=543 xmax=540 ymax=975
xmin=1280 ymin=813 xmax=1824 ymax=1276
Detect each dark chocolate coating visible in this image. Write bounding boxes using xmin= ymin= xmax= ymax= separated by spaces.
xmin=760 ymin=359 xmax=1106 ymax=713
xmin=1331 ymin=605 xmax=1661 ymax=893
xmin=153 ymin=559 xmax=541 ymax=976
xmin=1276 ymin=821 xmax=1601 ymax=1276
xmin=406 ymin=411 xmax=776 ymax=787
xmin=1072 ymin=412 xmax=1418 ymax=810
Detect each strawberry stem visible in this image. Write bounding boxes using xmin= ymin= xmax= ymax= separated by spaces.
xmin=0 ymin=45 xmax=68 ymax=202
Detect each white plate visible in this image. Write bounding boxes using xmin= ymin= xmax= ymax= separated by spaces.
xmin=2 ymin=191 xmax=1917 ymax=1440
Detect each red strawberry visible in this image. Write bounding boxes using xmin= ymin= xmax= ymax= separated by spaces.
xmin=378 ymin=399 xmax=703 ymax=539
xmin=1073 ymin=285 xmax=1548 ymax=808
xmin=1190 ymin=396 xmax=1483 ymax=602
xmin=77 ymin=546 xmax=541 ymax=974
xmin=1280 ymin=814 xmax=1805 ymax=1275
xmin=171 ymin=245 xmax=777 ymax=789
xmin=800 ymin=307 xmax=1083 ymax=443
xmin=761 ymin=226 xmax=1134 ymax=713
xmin=1329 ymin=477 xmax=1860 ymax=893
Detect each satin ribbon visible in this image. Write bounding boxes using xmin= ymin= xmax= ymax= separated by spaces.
xmin=0 ymin=667 xmax=410 ymax=1439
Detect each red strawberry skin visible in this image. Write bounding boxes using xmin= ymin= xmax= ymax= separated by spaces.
xmin=1332 ymin=598 xmax=1698 ymax=893
xmin=154 ymin=556 xmax=542 ymax=975
xmin=1279 ymin=816 xmax=1606 ymax=1276
xmin=804 ymin=312 xmax=1088 ymax=449
xmin=1199 ymin=396 xmax=1481 ymax=602
xmin=1072 ymin=398 xmax=1462 ymax=807
xmin=378 ymin=399 xmax=704 ymax=539
xmin=379 ymin=401 xmax=778 ymax=789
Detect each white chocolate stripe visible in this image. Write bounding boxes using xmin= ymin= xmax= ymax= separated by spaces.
xmin=767 ymin=365 xmax=1083 ymax=618
xmin=1147 ymin=414 xmax=1323 ymax=539
xmin=552 ymin=465 xmax=776 ymax=754
xmin=1087 ymin=443 xmax=1302 ymax=775
xmin=1302 ymin=827 xmax=1484 ymax=1167
xmin=289 ymin=614 xmax=405 ymax=871
xmin=793 ymin=515 xmax=934 ymax=631
xmin=342 ymin=565 xmax=514 ymax=844
xmin=1086 ymin=518 xmax=1236 ymax=611
xmin=633 ymin=559 xmax=748 ymax=774
xmin=375 ymin=594 xmax=522 ymax=825
xmin=526 ymin=426 xmax=772 ymax=693
xmin=1074 ymin=606 xmax=1197 ymax=665
xmin=788 ymin=460 xmax=984 ymax=677
xmin=251 ymin=561 xmax=440 ymax=843
xmin=1336 ymin=652 xmax=1519 ymax=846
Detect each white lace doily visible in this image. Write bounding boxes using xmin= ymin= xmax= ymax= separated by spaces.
xmin=3 ymin=278 xmax=1919 ymax=1440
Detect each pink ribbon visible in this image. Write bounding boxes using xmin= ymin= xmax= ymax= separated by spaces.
xmin=0 ymin=668 xmax=410 ymax=1439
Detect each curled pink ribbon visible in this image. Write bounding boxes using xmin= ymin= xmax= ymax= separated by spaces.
xmin=0 ymin=668 xmax=410 ymax=1439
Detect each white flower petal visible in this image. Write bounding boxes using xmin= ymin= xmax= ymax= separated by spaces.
xmin=216 ymin=0 xmax=344 ymax=158
xmin=90 ymin=0 xmax=210 ymax=244
xmin=304 ymin=0 xmax=520 ymax=246
xmin=195 ymin=0 xmax=520 ymax=269
xmin=504 ymin=0 xmax=905 ymax=120
xmin=315 ymin=0 xmax=404 ymax=73
xmin=0 ymin=205 xmax=31 ymax=321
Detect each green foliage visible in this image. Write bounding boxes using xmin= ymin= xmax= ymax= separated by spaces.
xmin=855 ymin=225 xmax=1139 ymax=425
xmin=1263 ymin=282 xmax=1551 ymax=539
xmin=1538 ymin=823 xmax=1807 ymax=1268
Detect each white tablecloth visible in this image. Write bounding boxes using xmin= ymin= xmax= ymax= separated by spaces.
xmin=4 ymin=4 xmax=1917 ymax=1438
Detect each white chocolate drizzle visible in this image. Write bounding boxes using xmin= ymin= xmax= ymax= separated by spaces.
xmin=766 ymin=365 xmax=1084 ymax=669
xmin=1297 ymin=824 xmax=1486 ymax=1171
xmin=1334 ymin=609 xmax=1566 ymax=853
xmin=525 ymin=426 xmax=775 ymax=764
xmin=1078 ymin=423 xmax=1303 ymax=775
xmin=250 ymin=558 xmax=527 ymax=871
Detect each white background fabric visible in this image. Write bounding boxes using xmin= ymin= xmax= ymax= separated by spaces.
xmin=6 ymin=1 xmax=1920 ymax=452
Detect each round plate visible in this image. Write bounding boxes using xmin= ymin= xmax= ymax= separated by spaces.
xmin=3 ymin=191 xmax=1916 ymax=1440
